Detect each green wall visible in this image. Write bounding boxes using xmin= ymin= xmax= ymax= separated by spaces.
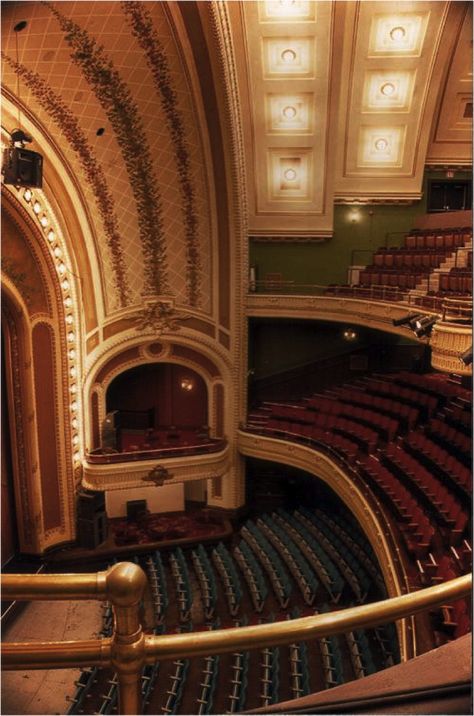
xmin=250 ymin=170 xmax=471 ymax=287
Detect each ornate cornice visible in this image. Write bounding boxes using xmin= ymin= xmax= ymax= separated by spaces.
xmin=246 ymin=293 xmax=433 ymax=338
xmin=82 ymin=444 xmax=230 ymax=491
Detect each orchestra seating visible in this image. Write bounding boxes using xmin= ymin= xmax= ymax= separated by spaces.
xmin=64 ymin=372 xmax=470 ymax=714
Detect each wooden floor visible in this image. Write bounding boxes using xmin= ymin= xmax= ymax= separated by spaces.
xmin=1 ymin=600 xmax=102 ymax=715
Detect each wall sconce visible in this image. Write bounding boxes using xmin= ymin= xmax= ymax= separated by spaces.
xmin=180 ymin=377 xmax=194 ymax=392
xmin=348 ymin=209 xmax=361 ymax=223
xmin=343 ymin=327 xmax=358 ymax=341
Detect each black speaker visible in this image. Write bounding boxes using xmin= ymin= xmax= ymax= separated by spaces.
xmin=126 ymin=499 xmax=147 ymax=523
xmin=77 ymin=489 xmax=105 ymax=520
xmin=2 ymin=147 xmax=43 ymax=188
xmin=77 ymin=514 xmax=107 ymax=550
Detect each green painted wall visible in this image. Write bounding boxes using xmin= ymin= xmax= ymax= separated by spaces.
xmin=250 ymin=171 xmax=471 ymax=287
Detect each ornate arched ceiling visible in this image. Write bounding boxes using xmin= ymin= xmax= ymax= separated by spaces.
xmin=2 ymin=1 xmax=222 ymax=321
xmin=1 ymin=0 xmax=472 ymax=318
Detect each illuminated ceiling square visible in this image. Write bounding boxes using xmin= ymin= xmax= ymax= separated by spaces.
xmin=362 ymin=71 xmax=416 ymax=112
xmin=266 ymin=94 xmax=313 ymax=133
xmin=262 ymin=37 xmax=315 ymax=78
xmin=369 ymin=13 xmax=429 ymax=57
xmin=268 ymin=149 xmax=312 ymax=200
xmin=259 ymin=1 xmax=316 ymax=22
xmin=358 ymin=126 xmax=406 ymax=167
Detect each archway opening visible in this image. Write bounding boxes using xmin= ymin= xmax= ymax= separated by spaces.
xmin=105 ymin=363 xmax=208 ymax=452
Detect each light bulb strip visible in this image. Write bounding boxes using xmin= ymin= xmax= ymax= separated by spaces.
xmin=16 ymin=185 xmax=83 ymax=466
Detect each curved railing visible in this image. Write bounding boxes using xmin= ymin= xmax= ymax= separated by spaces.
xmin=85 ymin=438 xmax=227 ymax=464
xmin=1 ymin=563 xmax=471 ymax=715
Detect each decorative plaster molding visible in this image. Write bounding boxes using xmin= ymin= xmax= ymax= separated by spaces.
xmin=82 ymin=444 xmax=231 ymax=491
xmin=430 ymin=322 xmax=472 ymax=375
xmin=246 ymin=293 xmax=430 ymax=338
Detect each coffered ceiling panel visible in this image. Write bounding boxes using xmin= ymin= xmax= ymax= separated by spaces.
xmin=335 ymin=1 xmax=454 ymax=202
xmin=234 ymin=0 xmax=343 ymax=236
xmin=427 ymin=3 xmax=473 ymax=164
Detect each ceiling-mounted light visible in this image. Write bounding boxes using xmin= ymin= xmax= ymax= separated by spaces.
xmin=389 ymin=25 xmax=406 ymax=42
xmin=282 ymin=105 xmax=297 ymax=119
xmin=283 ymin=168 xmax=297 ymax=181
xmin=374 ymin=138 xmax=389 ymax=151
xmin=281 ymin=48 xmax=297 ymax=63
xmin=410 ymin=315 xmax=437 ymax=338
xmin=380 ymin=82 xmax=396 ymax=96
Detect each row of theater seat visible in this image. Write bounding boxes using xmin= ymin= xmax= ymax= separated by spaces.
xmin=245 ymin=372 xmax=471 ymax=648
xmin=66 ymin=507 xmax=402 ymax=715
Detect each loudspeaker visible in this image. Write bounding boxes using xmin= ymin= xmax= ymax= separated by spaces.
xmin=77 ymin=514 xmax=107 ymax=550
xmin=77 ymin=489 xmax=105 ymax=520
xmin=2 ymin=147 xmax=43 ymax=188
xmin=126 ymin=499 xmax=147 ymax=523
xmin=76 ymin=490 xmax=107 ymax=549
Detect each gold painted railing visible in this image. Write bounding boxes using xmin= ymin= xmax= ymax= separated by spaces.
xmin=1 ymin=563 xmax=471 ymax=715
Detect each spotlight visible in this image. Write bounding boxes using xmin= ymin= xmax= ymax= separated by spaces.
xmin=410 ymin=315 xmax=437 ymax=338
xmin=459 ymin=345 xmax=473 ymax=367
xmin=392 ymin=313 xmax=423 ymax=327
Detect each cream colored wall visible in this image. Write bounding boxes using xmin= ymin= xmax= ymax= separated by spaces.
xmin=105 ymin=482 xmax=185 ymax=518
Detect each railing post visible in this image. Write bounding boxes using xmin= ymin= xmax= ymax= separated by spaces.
xmin=106 ymin=562 xmax=148 ymax=716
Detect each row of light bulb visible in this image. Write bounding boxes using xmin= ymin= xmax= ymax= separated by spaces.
xmin=20 ymin=186 xmax=81 ymax=465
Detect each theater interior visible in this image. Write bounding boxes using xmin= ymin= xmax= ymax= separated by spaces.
xmin=1 ymin=1 xmax=472 ymax=714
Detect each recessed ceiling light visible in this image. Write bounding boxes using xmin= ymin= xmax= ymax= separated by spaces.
xmin=281 ymin=48 xmax=297 ymax=63
xmin=380 ymin=82 xmax=396 ymax=96
xmin=389 ymin=25 xmax=406 ymax=42
xmin=284 ymin=168 xmax=297 ymax=181
xmin=282 ymin=105 xmax=297 ymax=119
xmin=374 ymin=138 xmax=389 ymax=151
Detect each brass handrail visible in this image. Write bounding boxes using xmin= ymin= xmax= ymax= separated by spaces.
xmin=1 ymin=565 xmax=471 ymax=715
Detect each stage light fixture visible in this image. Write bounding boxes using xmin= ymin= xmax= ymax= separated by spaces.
xmin=410 ymin=315 xmax=437 ymax=338
xmin=392 ymin=312 xmax=423 ymax=327
xmin=459 ymin=345 xmax=473 ymax=367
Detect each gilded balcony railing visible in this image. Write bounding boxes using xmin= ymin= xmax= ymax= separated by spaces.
xmin=1 ymin=563 xmax=471 ymax=715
